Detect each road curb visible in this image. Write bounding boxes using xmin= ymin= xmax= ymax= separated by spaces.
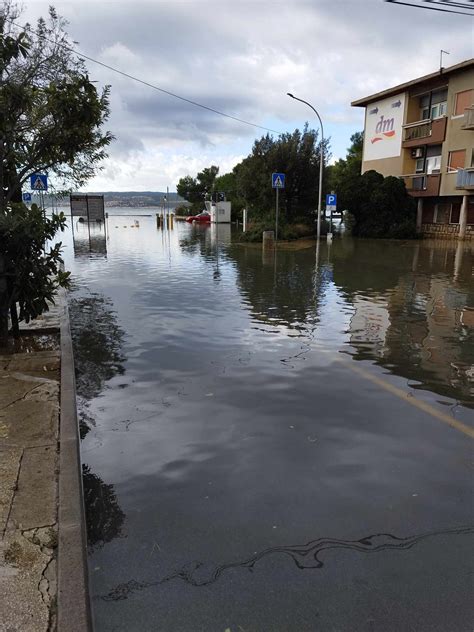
xmin=57 ymin=288 xmax=92 ymax=632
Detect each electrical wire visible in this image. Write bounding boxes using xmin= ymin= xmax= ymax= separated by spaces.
xmin=385 ymin=0 xmax=474 ymax=16
xmin=4 ymin=16 xmax=282 ymax=136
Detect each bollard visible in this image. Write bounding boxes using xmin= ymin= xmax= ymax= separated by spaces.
xmin=170 ymin=213 xmax=174 ymax=229
xmin=156 ymin=214 xmax=161 ymax=228
xmin=327 ymin=232 xmax=333 ymax=243
xmin=262 ymin=230 xmax=275 ymax=249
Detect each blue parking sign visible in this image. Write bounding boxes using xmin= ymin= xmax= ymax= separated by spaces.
xmin=326 ymin=193 xmax=337 ymax=208
xmin=22 ymin=192 xmax=32 ymax=202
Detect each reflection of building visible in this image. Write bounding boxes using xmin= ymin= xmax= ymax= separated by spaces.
xmin=343 ymin=242 xmax=474 ymax=403
xmin=349 ymin=298 xmax=390 ymax=358
xmin=352 ymin=59 xmax=474 ymax=239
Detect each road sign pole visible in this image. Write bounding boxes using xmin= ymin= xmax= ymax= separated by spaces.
xmin=275 ymin=187 xmax=279 ymax=243
xmin=86 ymin=195 xmax=91 ymax=251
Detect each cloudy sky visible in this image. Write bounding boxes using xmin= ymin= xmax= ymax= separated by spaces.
xmin=22 ymin=0 xmax=472 ymax=192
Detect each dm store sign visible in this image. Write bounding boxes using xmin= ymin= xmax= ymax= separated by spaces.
xmin=363 ymin=92 xmax=405 ymax=162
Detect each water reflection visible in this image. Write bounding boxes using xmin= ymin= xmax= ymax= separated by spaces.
xmin=62 ymin=221 xmax=473 ymax=631
xmin=72 ymin=219 xmax=107 ymax=257
xmin=332 ymin=239 xmax=474 ymax=405
xmin=82 ymin=464 xmax=126 ymax=549
xmin=228 ymin=244 xmax=325 ymax=332
xmin=69 ymin=290 xmax=127 ymax=551
xmin=69 ymin=293 xmax=126 ymax=402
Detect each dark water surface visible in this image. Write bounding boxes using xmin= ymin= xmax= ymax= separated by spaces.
xmin=64 ymin=216 xmax=474 ymax=632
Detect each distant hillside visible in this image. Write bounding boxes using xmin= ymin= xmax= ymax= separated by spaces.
xmin=52 ymin=191 xmax=188 ymax=208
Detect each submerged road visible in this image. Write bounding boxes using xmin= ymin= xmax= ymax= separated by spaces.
xmin=65 ymin=216 xmax=473 ymax=631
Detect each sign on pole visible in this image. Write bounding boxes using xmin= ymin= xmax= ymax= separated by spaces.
xmin=30 ymin=173 xmax=48 ymax=191
xmin=272 ymin=173 xmax=285 ymax=189
xmin=271 ymin=173 xmax=285 ymax=241
xmin=326 ymin=193 xmax=337 ymax=212
xmin=22 ymin=192 xmax=32 ymax=203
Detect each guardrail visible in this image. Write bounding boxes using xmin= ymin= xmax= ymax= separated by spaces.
xmin=402 ymin=117 xmax=447 ymax=147
xmin=400 ymin=173 xmax=441 ymax=196
xmin=461 ymin=107 xmax=474 ymax=130
xmin=456 ymin=168 xmax=474 ymax=189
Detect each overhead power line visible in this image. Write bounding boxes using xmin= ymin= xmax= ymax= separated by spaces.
xmin=5 ymin=17 xmax=282 ymax=136
xmin=385 ymin=0 xmax=474 ymax=16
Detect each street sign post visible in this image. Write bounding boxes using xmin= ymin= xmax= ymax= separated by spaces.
xmin=272 ymin=173 xmax=285 ymax=242
xmin=326 ymin=193 xmax=337 ymax=242
xmin=30 ymin=174 xmax=48 ymax=191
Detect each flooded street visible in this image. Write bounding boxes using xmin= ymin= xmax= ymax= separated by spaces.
xmin=64 ymin=214 xmax=473 ymax=632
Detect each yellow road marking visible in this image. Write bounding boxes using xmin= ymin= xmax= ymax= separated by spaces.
xmin=336 ymin=358 xmax=474 ymax=439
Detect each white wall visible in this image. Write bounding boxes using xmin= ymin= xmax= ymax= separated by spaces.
xmin=363 ymin=92 xmax=406 ymax=162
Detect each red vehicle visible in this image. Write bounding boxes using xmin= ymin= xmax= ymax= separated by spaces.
xmin=185 ymin=211 xmax=211 ymax=224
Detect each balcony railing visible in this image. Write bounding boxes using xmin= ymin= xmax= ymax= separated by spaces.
xmin=461 ymin=107 xmax=474 ymax=130
xmin=403 ymin=119 xmax=431 ymax=142
xmin=456 ymin=168 xmax=474 ymax=190
xmin=402 ymin=117 xmax=447 ymax=147
xmin=401 ymin=173 xmax=441 ymax=197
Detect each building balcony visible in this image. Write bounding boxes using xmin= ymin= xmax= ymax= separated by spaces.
xmin=402 ymin=117 xmax=447 ymax=148
xmin=401 ymin=173 xmax=441 ymax=197
xmin=461 ymin=107 xmax=474 ymax=130
xmin=456 ymin=168 xmax=474 ymax=190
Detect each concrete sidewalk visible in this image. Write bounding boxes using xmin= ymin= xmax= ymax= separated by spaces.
xmin=0 ymin=347 xmax=60 ymax=631
xmin=0 ymin=293 xmax=90 ymax=632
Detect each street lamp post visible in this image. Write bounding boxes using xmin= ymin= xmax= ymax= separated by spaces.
xmin=287 ymin=93 xmax=324 ymax=240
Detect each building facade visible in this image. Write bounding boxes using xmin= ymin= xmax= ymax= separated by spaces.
xmin=352 ymin=59 xmax=474 ymax=239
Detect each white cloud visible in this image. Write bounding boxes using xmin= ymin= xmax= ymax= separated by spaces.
xmin=20 ymin=0 xmax=472 ymax=190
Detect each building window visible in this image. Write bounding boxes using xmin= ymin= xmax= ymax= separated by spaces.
xmin=420 ymin=89 xmax=448 ymax=120
xmin=454 ymin=89 xmax=474 ymax=116
xmin=434 ymin=203 xmax=450 ymax=224
xmin=415 ymin=158 xmax=424 ymax=173
xmin=467 ymin=201 xmax=474 ymax=225
xmin=426 ymin=155 xmax=442 ymax=174
xmin=447 ymin=150 xmax=466 ymax=172
xmin=450 ymin=203 xmax=461 ymax=224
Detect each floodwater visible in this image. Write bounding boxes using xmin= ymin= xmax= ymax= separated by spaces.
xmin=63 ymin=213 xmax=474 ymax=632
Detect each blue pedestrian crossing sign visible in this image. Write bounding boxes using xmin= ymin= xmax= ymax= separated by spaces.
xmin=272 ymin=173 xmax=285 ymax=189
xmin=30 ymin=173 xmax=48 ymax=191
xmin=326 ymin=193 xmax=337 ymax=211
xmin=22 ymin=192 xmax=32 ymax=202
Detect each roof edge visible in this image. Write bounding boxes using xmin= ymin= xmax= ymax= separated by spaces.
xmin=351 ymin=58 xmax=474 ymax=107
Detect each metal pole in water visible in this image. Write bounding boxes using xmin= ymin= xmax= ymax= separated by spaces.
xmin=275 ymin=188 xmax=279 ymax=243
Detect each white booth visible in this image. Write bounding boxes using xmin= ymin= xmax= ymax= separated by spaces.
xmin=205 ymin=201 xmax=231 ymax=223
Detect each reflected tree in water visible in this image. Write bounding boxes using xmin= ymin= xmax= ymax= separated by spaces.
xmin=228 ymin=245 xmax=324 ymax=332
xmin=69 ymin=292 xmax=126 ymax=437
xmin=69 ymin=293 xmax=126 ymax=400
xmin=83 ymin=464 xmax=125 ymax=549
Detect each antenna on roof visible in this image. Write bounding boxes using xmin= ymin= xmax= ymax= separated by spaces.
xmin=440 ymin=50 xmax=450 ymax=73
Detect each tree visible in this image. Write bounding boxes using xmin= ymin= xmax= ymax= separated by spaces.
xmin=326 ymin=132 xmax=363 ymax=212
xmin=350 ymin=172 xmax=417 ymax=238
xmin=176 ymin=165 xmax=219 ymax=211
xmin=0 ymin=203 xmax=70 ymax=345
xmin=235 ymin=124 xmax=331 ymax=224
xmin=327 ymin=133 xmax=416 ymax=238
xmin=0 ymin=3 xmax=113 ymax=345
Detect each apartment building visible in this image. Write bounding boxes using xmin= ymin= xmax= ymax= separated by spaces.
xmin=352 ymin=59 xmax=474 ymax=239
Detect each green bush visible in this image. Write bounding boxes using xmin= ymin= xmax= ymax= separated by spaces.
xmin=175 ymin=205 xmax=192 ymax=217
xmin=0 ymin=203 xmax=70 ymax=346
